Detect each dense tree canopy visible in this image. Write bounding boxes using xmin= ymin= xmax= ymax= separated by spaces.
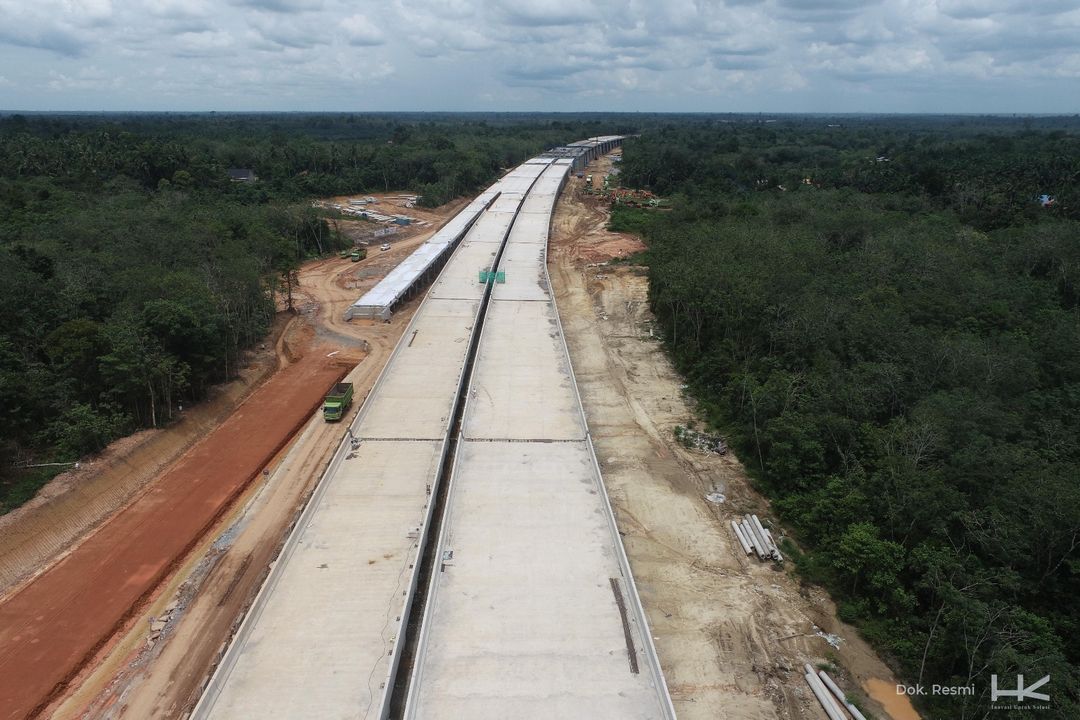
xmin=616 ymin=118 xmax=1080 ymax=719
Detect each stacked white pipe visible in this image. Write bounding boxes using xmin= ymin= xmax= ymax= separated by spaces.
xmin=730 ymin=514 xmax=783 ymax=562
xmin=801 ymin=663 xmax=869 ymax=720
xmin=818 ymin=669 xmax=868 ymax=720
xmin=804 ymin=664 xmax=846 ymax=720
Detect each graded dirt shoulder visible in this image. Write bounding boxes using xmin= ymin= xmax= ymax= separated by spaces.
xmin=0 ymin=353 xmax=350 ymax=720
xmin=550 ymin=156 xmax=917 ymax=720
xmin=0 ymin=321 xmax=284 ymax=601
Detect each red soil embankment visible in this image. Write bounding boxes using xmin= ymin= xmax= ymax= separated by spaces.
xmin=0 ymin=354 xmax=348 ymax=720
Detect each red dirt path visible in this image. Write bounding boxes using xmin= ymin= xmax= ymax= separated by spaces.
xmin=0 ymin=354 xmax=349 ymax=720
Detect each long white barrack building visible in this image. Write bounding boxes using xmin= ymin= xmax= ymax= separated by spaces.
xmin=345 ymin=136 xmax=623 ymax=321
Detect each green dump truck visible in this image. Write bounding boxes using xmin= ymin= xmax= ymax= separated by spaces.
xmin=350 ymin=248 xmax=367 ymax=262
xmin=323 ymin=382 xmax=354 ymax=422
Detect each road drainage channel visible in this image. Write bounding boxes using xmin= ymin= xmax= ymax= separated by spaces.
xmin=384 ymin=170 xmax=545 ymax=718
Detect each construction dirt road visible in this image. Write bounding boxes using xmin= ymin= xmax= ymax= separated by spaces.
xmin=0 ymin=351 xmax=349 ymax=720
xmin=0 ymin=193 xmax=458 ymax=720
xmin=549 ymin=153 xmax=919 ymax=720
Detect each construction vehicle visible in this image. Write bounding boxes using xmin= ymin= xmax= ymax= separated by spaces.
xmin=350 ymin=248 xmax=367 ymax=262
xmin=323 ymin=382 xmax=354 ymax=422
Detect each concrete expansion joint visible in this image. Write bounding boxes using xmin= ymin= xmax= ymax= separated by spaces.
xmin=356 ymin=437 xmax=445 ymax=442
xmin=461 ymin=437 xmax=586 ymax=443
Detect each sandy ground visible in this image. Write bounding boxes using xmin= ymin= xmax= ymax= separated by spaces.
xmin=550 ymin=155 xmax=919 ymax=720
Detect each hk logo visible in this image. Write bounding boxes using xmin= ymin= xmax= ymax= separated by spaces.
xmin=991 ymin=674 xmax=1050 ymax=703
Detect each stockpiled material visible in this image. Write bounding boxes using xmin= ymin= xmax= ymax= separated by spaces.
xmin=730 ymin=520 xmax=752 ymax=555
xmin=731 ymin=514 xmax=783 ymax=562
xmin=819 ymin=670 xmax=868 ymax=720
xmin=804 ymin=664 xmax=846 ymax=720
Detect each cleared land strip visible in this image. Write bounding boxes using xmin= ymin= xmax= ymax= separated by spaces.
xmin=0 ymin=354 xmax=349 ymax=720
xmin=191 ymin=161 xmax=551 ymax=720
xmin=403 ymin=159 xmax=676 ymax=719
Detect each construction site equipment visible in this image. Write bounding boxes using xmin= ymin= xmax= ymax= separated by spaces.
xmin=478 ymin=270 xmax=506 ymax=284
xmin=350 ymin=249 xmax=367 ymax=262
xmin=323 ymin=382 xmax=354 ymax=422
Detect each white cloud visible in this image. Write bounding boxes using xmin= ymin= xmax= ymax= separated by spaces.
xmin=250 ymin=15 xmax=329 ymax=50
xmin=47 ymin=64 xmax=118 ymax=90
xmin=341 ymin=14 xmax=384 ymax=46
xmin=168 ymin=30 xmax=236 ymax=58
xmin=0 ymin=0 xmax=1076 ymax=111
xmin=495 ymin=0 xmax=598 ymax=26
xmin=230 ymin=0 xmax=323 ymax=14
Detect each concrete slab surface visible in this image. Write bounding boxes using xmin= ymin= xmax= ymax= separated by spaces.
xmin=494 ymin=164 xmax=548 ymax=193
xmin=427 ymin=242 xmax=498 ymax=301
xmin=200 ymin=440 xmax=443 ymax=720
xmin=489 ymin=193 xmax=527 ymax=214
xmin=358 ymin=298 xmax=478 ymax=439
xmin=463 ymin=300 xmax=584 ymax=441
xmin=504 ymin=212 xmax=552 ymax=244
xmin=404 ymin=441 xmax=666 ymax=720
xmin=493 ymin=243 xmax=549 ymax=301
xmin=405 ymin=155 xmax=673 ymax=720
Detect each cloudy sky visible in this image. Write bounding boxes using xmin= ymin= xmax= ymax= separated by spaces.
xmin=0 ymin=0 xmax=1078 ymax=112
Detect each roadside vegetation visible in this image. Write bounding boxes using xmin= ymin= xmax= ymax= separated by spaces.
xmin=616 ymin=117 xmax=1080 ymax=719
xmin=0 ymin=113 xmax=624 ymax=511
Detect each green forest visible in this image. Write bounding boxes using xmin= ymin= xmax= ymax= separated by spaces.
xmin=3 ymin=112 xmax=1078 ymax=718
xmin=0 ymin=113 xmax=627 ymax=510
xmin=615 ymin=117 xmax=1080 ymax=718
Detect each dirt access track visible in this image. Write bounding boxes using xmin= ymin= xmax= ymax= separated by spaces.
xmin=0 ymin=354 xmax=349 ymax=720
xmin=0 ymin=192 xmax=460 ymax=720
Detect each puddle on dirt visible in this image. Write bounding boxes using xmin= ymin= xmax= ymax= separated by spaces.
xmin=864 ymin=677 xmax=922 ymax=720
